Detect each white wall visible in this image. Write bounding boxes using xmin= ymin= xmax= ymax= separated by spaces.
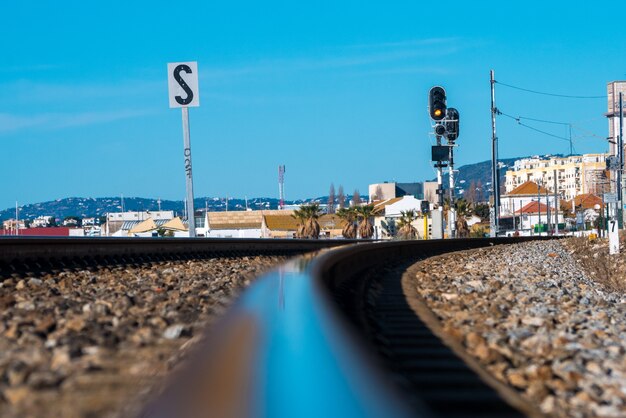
xmin=205 ymin=228 xmax=262 ymax=238
xmin=384 ymin=196 xmax=423 ymax=217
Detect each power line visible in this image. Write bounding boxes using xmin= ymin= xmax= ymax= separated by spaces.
xmin=499 ymin=110 xmax=607 ymax=141
xmin=496 ymin=80 xmax=607 ymax=99
xmin=498 ymin=111 xmax=571 ymax=142
xmin=518 ymin=122 xmax=570 ymax=142
xmin=518 ymin=115 xmax=570 ymax=126
xmin=498 ymin=110 xmax=569 ymax=126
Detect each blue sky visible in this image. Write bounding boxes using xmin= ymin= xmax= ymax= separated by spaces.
xmin=1 ymin=1 xmax=625 ymax=209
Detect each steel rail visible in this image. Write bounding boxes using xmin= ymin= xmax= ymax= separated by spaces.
xmin=0 ymin=237 xmax=363 ymax=278
xmin=143 ymin=236 xmax=554 ymax=418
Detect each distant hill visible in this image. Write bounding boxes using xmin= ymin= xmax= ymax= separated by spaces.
xmin=434 ymin=157 xmax=523 ymax=199
xmin=1 ymin=196 xmax=284 ymax=222
xmin=2 ymin=157 xmax=534 ymax=221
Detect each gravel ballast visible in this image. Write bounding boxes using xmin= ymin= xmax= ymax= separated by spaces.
xmin=410 ymin=240 xmax=626 ymax=418
xmin=0 ymin=255 xmax=285 ymax=417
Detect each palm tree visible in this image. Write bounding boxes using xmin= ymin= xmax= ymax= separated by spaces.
xmin=397 ymin=210 xmax=418 ymax=240
xmin=355 ymin=204 xmax=375 ymax=239
xmin=303 ymin=203 xmax=322 ymax=239
xmin=293 ymin=203 xmax=322 ymax=239
xmin=291 ymin=207 xmax=307 ymax=238
xmin=454 ymin=198 xmax=472 ymax=238
xmin=336 ymin=207 xmax=357 ymax=238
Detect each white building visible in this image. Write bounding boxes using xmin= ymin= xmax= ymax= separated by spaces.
xmin=31 ymin=216 xmax=53 ymax=228
xmin=500 ymin=181 xmax=557 ymax=216
xmin=372 ymin=196 xmax=428 ymax=239
xmin=607 ymin=81 xmax=626 ymax=156
xmin=505 ymin=154 xmax=608 ymax=201
xmin=515 ymin=201 xmax=564 ymax=234
xmin=105 ymin=211 xmax=174 ymax=236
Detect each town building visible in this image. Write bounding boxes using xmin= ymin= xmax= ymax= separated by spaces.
xmin=2 ymin=219 xmax=25 ymax=233
xmin=31 ymin=216 xmax=53 ymax=228
xmin=105 ymin=211 xmax=175 ymax=236
xmin=0 ymin=227 xmax=84 ymax=237
xmin=372 ymin=196 xmax=428 ymax=239
xmin=368 ymin=182 xmax=423 ymax=202
xmin=500 ymin=181 xmax=557 ymax=217
xmin=504 ymin=154 xmax=609 ymax=201
xmin=422 ymin=181 xmax=438 ymax=204
xmin=261 ymin=213 xmax=345 ymax=238
xmin=607 ymin=81 xmax=626 ymax=157
xmin=514 ymin=201 xmax=564 ymax=234
xmin=198 ymin=210 xmax=269 ymax=238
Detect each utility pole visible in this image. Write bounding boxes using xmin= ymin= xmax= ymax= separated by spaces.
xmin=619 ymin=92 xmax=624 ymax=228
xmin=554 ymin=170 xmax=559 ymax=235
xmin=278 ymin=165 xmax=286 ymax=210
xmin=546 ymin=188 xmax=552 ymax=235
xmin=490 ymin=70 xmax=500 ymax=237
xmin=537 ymin=181 xmax=541 ymax=236
xmin=15 ymin=202 xmax=19 ymax=236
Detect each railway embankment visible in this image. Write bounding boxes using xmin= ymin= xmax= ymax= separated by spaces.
xmin=0 ymin=255 xmax=285 ymax=417
xmin=408 ymin=239 xmax=626 ymax=418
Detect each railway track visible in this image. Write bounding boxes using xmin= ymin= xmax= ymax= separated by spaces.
xmin=0 ymin=237 xmax=360 ymax=279
xmin=140 ymin=236 xmax=554 ymax=418
xmin=1 ymin=236 xmax=559 ymax=417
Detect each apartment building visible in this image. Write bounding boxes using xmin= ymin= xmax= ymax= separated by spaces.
xmin=607 ymin=81 xmax=626 ymax=156
xmin=504 ymin=154 xmax=609 ymax=200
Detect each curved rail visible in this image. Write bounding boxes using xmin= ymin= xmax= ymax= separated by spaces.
xmin=143 ymin=236 xmax=554 ymax=418
xmin=0 ymin=237 xmax=363 ymax=278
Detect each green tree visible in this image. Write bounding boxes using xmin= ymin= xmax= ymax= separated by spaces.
xmin=473 ymin=203 xmax=490 ymax=221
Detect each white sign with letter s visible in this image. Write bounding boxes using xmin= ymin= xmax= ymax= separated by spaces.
xmin=167 ymin=62 xmax=200 ymax=108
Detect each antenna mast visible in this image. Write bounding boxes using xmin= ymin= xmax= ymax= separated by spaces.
xmin=278 ymin=165 xmax=286 ymax=209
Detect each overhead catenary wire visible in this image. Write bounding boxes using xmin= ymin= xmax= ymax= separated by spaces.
xmin=495 ymin=80 xmax=607 ymax=99
xmin=498 ymin=109 xmax=606 ymax=143
xmin=498 ymin=111 xmax=571 ymax=142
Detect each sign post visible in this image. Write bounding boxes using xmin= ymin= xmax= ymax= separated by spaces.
xmin=168 ymin=62 xmax=200 ymax=237
xmin=609 ymin=220 xmax=620 ymax=255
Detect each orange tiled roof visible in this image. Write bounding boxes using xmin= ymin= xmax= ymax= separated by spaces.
xmin=516 ymin=201 xmax=552 ymax=215
xmin=571 ymin=194 xmax=603 ymax=210
xmin=507 ymin=181 xmax=550 ymax=196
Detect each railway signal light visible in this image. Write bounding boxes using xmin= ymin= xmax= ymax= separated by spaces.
xmin=429 ymin=86 xmax=447 ymax=121
xmin=446 ymin=108 xmax=460 ymax=141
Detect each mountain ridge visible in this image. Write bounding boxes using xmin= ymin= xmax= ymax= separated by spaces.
xmin=2 ymin=157 xmax=530 ymax=221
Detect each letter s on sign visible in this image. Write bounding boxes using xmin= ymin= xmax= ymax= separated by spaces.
xmin=173 ymin=64 xmax=194 ymax=105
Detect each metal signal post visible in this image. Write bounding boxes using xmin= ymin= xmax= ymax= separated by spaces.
xmin=428 ymin=87 xmax=460 ymax=239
